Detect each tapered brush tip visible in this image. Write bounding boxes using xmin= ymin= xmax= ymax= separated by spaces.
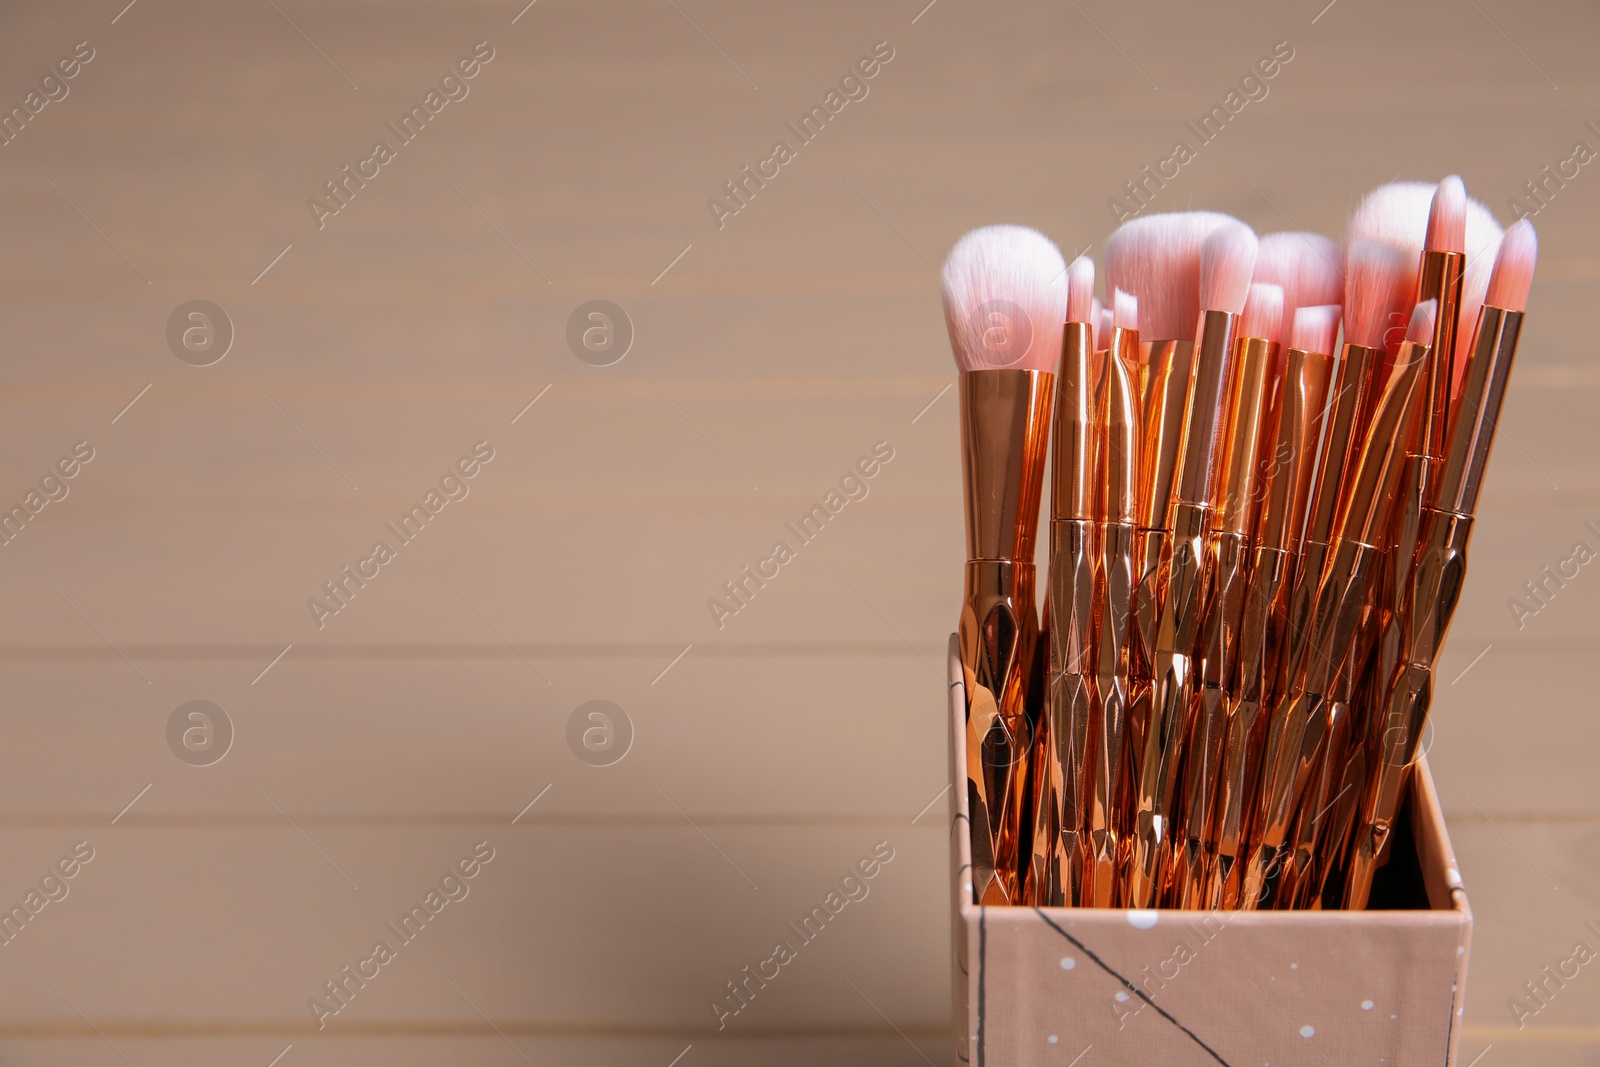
xmin=1407 ymin=299 xmax=1438 ymax=345
xmin=1104 ymin=210 xmax=1236 ymax=340
xmin=1486 ymin=219 xmax=1537 ymax=312
xmin=1239 ymin=283 xmax=1284 ymax=344
xmin=1113 ymin=287 xmax=1138 ymax=332
xmin=1291 ymin=304 xmax=1342 ymax=356
xmin=1426 ymin=175 xmax=1467 ymax=254
xmin=1343 ymin=240 xmax=1411 ymax=349
xmin=1066 ymin=255 xmax=1095 ymax=324
xmin=941 ymin=225 xmax=1068 ymax=372
xmin=1199 ymin=222 xmax=1258 ymax=316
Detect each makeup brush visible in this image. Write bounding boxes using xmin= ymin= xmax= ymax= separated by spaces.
xmin=1084 ymin=288 xmax=1139 ymax=908
xmin=1104 ymin=211 xmax=1236 ymax=903
xmin=1174 ymin=281 xmax=1280 ymax=908
xmin=1129 ymin=220 xmax=1257 ymax=907
xmin=944 ymin=225 xmax=1066 ymax=906
xmin=1330 ymin=182 xmax=1469 ymax=909
xmin=1345 ymin=221 xmax=1536 ymax=909
xmin=1031 ymin=253 xmax=1098 ymax=906
xmin=1215 ymin=305 xmax=1337 ymax=908
xmin=1247 ymin=299 xmax=1435 ymax=907
xmin=1247 ymin=241 xmax=1411 ymax=904
xmin=1254 ymin=232 xmax=1343 ymax=358
xmin=1286 ymin=299 xmax=1439 ymax=908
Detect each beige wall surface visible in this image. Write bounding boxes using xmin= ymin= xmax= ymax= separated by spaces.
xmin=0 ymin=0 xmax=1594 ymax=1063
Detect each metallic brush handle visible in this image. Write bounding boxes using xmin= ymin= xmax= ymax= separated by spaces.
xmin=1175 ymin=529 xmax=1250 ymax=908
xmin=1215 ymin=545 xmax=1290 ymax=908
xmin=1030 ymin=519 xmax=1097 ymax=906
xmin=1129 ymin=502 xmax=1210 ymax=907
xmin=1345 ymin=511 xmax=1471 ymax=908
xmin=959 ymin=559 xmax=1039 ymax=906
xmin=1242 ymin=539 xmax=1376 ymax=906
xmin=1088 ymin=522 xmax=1136 ymax=908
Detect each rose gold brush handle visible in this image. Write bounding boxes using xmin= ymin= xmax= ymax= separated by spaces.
xmin=1129 ymin=501 xmax=1209 ymax=908
xmin=1245 ymin=343 xmax=1427 ymax=907
xmin=1214 ymin=544 xmax=1288 ymax=909
xmin=960 ymin=560 xmax=1039 ymax=906
xmin=1030 ymin=519 xmax=1096 ymax=906
xmin=957 ymin=370 xmax=1053 ymax=906
xmin=1174 ymin=528 xmax=1248 ymax=909
xmin=1343 ymin=513 xmax=1469 ymax=907
xmin=1242 ymin=540 xmax=1376 ymax=907
xmin=1346 ymin=303 xmax=1522 ymax=908
xmin=1088 ymin=522 xmax=1135 ymax=907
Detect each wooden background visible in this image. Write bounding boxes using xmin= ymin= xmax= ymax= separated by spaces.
xmin=0 ymin=0 xmax=1595 ymax=1063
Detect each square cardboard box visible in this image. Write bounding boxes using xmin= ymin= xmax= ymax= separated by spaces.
xmin=947 ymin=636 xmax=1473 ymax=1066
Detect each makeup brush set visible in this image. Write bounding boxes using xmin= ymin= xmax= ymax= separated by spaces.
xmin=946 ymin=178 xmax=1537 ymax=912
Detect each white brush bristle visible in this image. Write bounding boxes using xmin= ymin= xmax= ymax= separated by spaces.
xmin=1407 ymin=299 xmax=1438 ymax=345
xmin=1066 ymin=255 xmax=1095 ymax=324
xmin=1113 ymin=288 xmax=1138 ymax=332
xmin=1096 ymin=308 xmax=1114 ymax=351
xmin=1291 ymin=305 xmax=1342 ymax=355
xmin=1240 ymin=283 xmax=1285 ymax=344
xmin=1426 ymin=176 xmax=1467 ymax=254
xmin=1255 ymin=231 xmax=1342 ymax=341
xmin=1486 ymin=219 xmax=1537 ymax=313
xmin=1199 ymin=222 xmax=1258 ymax=316
xmin=941 ymin=225 xmax=1068 ymax=372
xmin=1453 ymin=195 xmax=1507 ymax=375
xmin=1104 ymin=211 xmax=1236 ymax=341
xmin=1343 ymin=240 xmax=1412 ymax=350
xmin=1348 ymin=180 xmax=1432 ymax=297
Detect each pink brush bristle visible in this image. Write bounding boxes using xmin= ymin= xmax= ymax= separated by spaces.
xmin=1113 ymin=287 xmax=1138 ymax=333
xmin=1104 ymin=211 xmax=1237 ymax=341
xmin=1199 ymin=221 xmax=1258 ymax=317
xmin=1486 ymin=219 xmax=1537 ymax=313
xmin=1066 ymin=255 xmax=1095 ymax=325
xmin=1290 ymin=304 xmax=1341 ymax=356
xmin=941 ymin=225 xmax=1068 ymax=372
xmin=1239 ymin=283 xmax=1285 ymax=345
xmin=1342 ymin=240 xmax=1412 ymax=351
xmin=1426 ymin=176 xmax=1466 ymax=254
xmin=1255 ymin=231 xmax=1342 ymax=342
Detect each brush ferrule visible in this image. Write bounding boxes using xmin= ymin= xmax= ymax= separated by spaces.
xmin=1137 ymin=340 xmax=1194 ymax=529
xmin=1335 ymin=341 xmax=1428 ymax=546
xmin=1418 ymin=249 xmax=1466 ymax=463
xmin=1304 ymin=343 xmax=1377 ymax=548
xmin=1099 ymin=347 xmax=1140 ymax=524
xmin=960 ymin=370 xmax=1054 ymax=561
xmin=1258 ymin=349 xmax=1332 ymax=551
xmin=1175 ymin=310 xmax=1237 ymax=506
xmin=1214 ymin=337 xmax=1276 ymax=536
xmin=1439 ymin=307 xmax=1523 ymax=516
xmin=1052 ymin=323 xmax=1095 ymax=521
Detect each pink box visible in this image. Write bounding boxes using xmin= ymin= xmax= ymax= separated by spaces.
xmin=946 ymin=636 xmax=1473 ymax=1066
